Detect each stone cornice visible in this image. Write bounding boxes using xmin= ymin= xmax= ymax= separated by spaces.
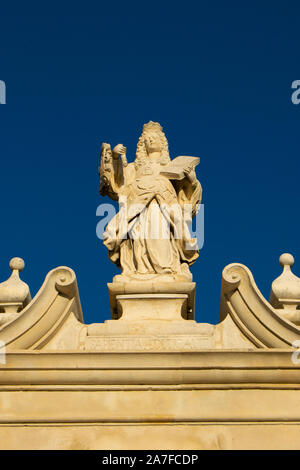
xmin=0 ymin=350 xmax=299 ymax=387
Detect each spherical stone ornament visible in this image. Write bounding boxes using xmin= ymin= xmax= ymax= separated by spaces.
xmin=279 ymin=253 xmax=294 ymax=268
xmin=9 ymin=257 xmax=25 ymax=272
xmin=271 ymin=252 xmax=300 ymax=310
xmin=0 ymin=257 xmax=30 ymax=310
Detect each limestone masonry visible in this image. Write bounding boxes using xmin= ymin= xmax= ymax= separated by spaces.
xmin=0 ymin=122 xmax=299 ymax=449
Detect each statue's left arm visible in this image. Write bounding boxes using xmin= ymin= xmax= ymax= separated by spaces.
xmin=176 ymin=167 xmax=202 ymax=216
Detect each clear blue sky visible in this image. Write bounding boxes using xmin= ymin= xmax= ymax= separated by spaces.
xmin=0 ymin=1 xmax=299 ymax=324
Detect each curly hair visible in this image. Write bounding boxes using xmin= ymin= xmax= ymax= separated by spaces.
xmin=134 ymin=121 xmax=171 ymax=169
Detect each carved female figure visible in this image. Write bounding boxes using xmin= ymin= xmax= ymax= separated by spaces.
xmin=99 ymin=121 xmax=202 ymax=282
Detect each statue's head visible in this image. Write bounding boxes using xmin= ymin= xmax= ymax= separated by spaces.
xmin=144 ymin=131 xmax=162 ymax=154
xmin=135 ymin=121 xmax=170 ymax=168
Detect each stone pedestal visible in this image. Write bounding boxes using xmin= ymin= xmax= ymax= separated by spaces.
xmin=107 ymin=281 xmax=196 ymax=321
xmin=116 ymin=293 xmax=188 ymax=321
xmin=84 ymin=281 xmax=218 ymax=352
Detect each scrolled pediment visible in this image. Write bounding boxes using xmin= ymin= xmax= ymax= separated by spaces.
xmin=220 ymin=262 xmax=300 ymax=348
xmin=0 ymin=266 xmax=83 ymax=350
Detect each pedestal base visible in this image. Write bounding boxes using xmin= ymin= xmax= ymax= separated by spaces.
xmin=84 ymin=280 xmax=215 ymax=352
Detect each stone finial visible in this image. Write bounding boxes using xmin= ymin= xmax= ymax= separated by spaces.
xmin=0 ymin=258 xmax=31 ymax=313
xmin=270 ymin=253 xmax=300 ymax=324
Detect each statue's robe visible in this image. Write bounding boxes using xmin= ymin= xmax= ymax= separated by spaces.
xmin=102 ymin=160 xmax=202 ymax=278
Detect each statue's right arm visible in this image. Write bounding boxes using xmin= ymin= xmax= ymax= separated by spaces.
xmin=99 ymin=143 xmax=121 ymax=201
xmin=99 ymin=143 xmax=130 ymax=201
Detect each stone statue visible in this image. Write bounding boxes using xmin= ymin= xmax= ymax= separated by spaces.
xmin=99 ymin=121 xmax=202 ymax=282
